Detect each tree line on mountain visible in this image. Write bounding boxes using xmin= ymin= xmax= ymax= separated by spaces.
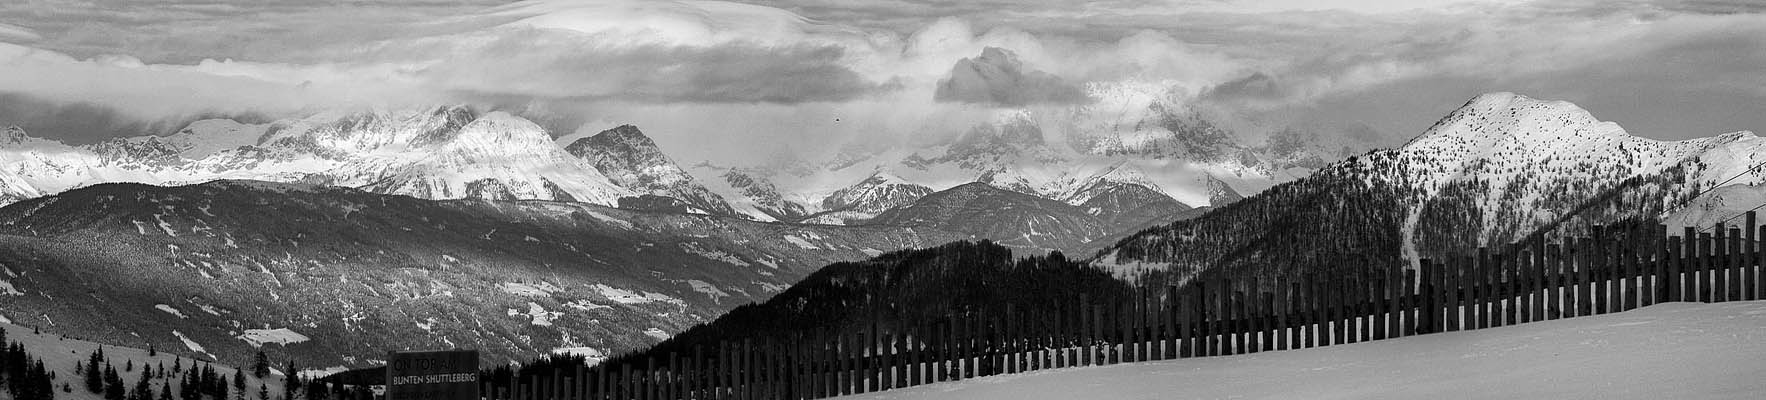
xmin=0 ymin=326 xmax=335 ymax=400
xmin=492 ymin=240 xmax=1136 ymax=381
xmin=3 ymin=326 xmax=57 ymax=400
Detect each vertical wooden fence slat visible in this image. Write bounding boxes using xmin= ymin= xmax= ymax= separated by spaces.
xmin=1516 ymin=246 xmax=1531 ymax=324
xmin=1701 ymin=232 xmax=1714 ymax=303
xmin=1633 ymin=227 xmax=1647 ymax=310
xmin=1358 ymin=275 xmax=1371 ymax=343
xmin=1333 ymin=277 xmax=1347 ymax=344
xmin=1751 ymin=223 xmax=1766 ymax=301
xmin=1717 ymin=226 xmax=1730 ymax=303
xmin=1686 ymin=228 xmax=1699 ymax=303
xmin=1724 ymin=225 xmax=1737 ymax=303
xmin=1412 ymin=257 xmax=1426 ymax=333
xmin=1387 ymin=265 xmax=1402 ymax=339
xmin=1621 ymin=230 xmax=1634 ymax=313
xmin=1470 ymin=249 xmax=1483 ymax=329
xmin=1497 ymin=248 xmax=1511 ymax=326
xmin=1442 ymin=256 xmax=1458 ymax=332
xmin=1746 ymin=212 xmax=1758 ymax=302
xmin=1301 ymin=275 xmax=1315 ymax=346
xmin=1167 ymin=285 xmax=1182 ymax=358
xmin=1546 ymin=244 xmax=1562 ymax=320
xmin=1666 ymin=235 xmax=1682 ymax=303
xmin=1261 ymin=292 xmax=1277 ymax=352
xmin=1730 ymin=227 xmax=1744 ymax=302
xmin=1532 ymin=237 xmax=1547 ymax=322
xmin=1433 ymin=257 xmax=1448 ymax=333
xmin=1223 ymin=278 xmax=1237 ymax=355
xmin=1403 ymin=268 xmax=1418 ymax=337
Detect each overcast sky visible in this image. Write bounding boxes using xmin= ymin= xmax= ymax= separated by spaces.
xmin=1 ymin=0 xmax=1763 ymax=164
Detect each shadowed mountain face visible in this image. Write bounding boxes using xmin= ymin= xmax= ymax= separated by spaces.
xmin=0 ymin=180 xmax=967 ymax=369
xmin=614 ymin=240 xmax=1134 ymax=365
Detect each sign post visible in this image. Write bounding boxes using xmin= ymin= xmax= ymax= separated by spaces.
xmin=385 ymin=350 xmax=479 ymax=400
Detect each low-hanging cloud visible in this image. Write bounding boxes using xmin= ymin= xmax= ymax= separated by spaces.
xmin=934 ymin=47 xmax=1089 ymax=106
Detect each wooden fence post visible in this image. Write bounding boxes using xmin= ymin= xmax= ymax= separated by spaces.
xmin=1330 ymin=277 xmax=1345 ymax=346
xmin=1745 ymin=212 xmax=1758 ymax=302
xmin=1730 ymin=227 xmax=1744 ymax=302
xmin=1719 ymin=225 xmax=1732 ymax=303
xmin=1309 ymin=275 xmax=1324 ymax=348
xmin=1384 ymin=266 xmax=1399 ymax=340
xmin=1700 ymin=232 xmax=1713 ymax=303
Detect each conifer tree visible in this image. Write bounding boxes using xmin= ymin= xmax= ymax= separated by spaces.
xmin=233 ymin=369 xmax=246 ymax=400
xmin=160 ymin=380 xmax=173 ymax=400
xmin=282 ymin=360 xmax=300 ymax=400
xmin=105 ymin=364 xmax=126 ymax=400
xmin=132 ymin=365 xmax=153 ymax=400
xmin=257 ymin=383 xmax=268 ymax=400
xmin=86 ymin=351 xmax=104 ymax=393
xmin=252 ymin=352 xmax=269 ymax=379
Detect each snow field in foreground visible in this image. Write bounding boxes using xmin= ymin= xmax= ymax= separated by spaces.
xmin=835 ymin=300 xmax=1766 ymax=400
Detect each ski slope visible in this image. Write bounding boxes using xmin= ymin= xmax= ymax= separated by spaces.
xmin=835 ymin=301 xmax=1766 ymax=400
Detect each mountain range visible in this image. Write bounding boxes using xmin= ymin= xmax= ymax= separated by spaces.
xmin=1093 ymin=92 xmax=1766 ymax=283
xmin=0 ymin=82 xmax=1326 ymax=239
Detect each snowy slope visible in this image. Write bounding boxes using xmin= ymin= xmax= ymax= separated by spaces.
xmin=833 ymin=301 xmax=1766 ymax=400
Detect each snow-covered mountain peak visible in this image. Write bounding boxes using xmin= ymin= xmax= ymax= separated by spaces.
xmin=1409 ymin=92 xmax=1619 ymax=151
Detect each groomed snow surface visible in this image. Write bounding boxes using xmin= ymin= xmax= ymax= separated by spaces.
xmin=837 ymin=301 xmax=1766 ymax=400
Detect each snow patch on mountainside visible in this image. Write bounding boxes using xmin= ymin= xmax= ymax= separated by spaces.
xmin=237 ymin=328 xmax=310 ymax=347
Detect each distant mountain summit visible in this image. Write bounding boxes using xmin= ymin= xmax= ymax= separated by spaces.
xmin=564 ymin=125 xmax=740 ymax=216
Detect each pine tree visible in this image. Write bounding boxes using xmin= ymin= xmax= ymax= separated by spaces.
xmin=133 ymin=364 xmax=153 ymax=400
xmin=160 ymin=380 xmax=173 ymax=400
xmin=257 ymin=383 xmax=268 ymax=400
xmin=31 ymin=360 xmax=52 ymax=400
xmin=282 ymin=360 xmax=300 ymax=400
xmin=105 ymin=365 xmax=126 ymax=400
xmin=130 ymin=364 xmax=153 ymax=400
xmin=179 ymin=371 xmax=195 ymax=400
xmin=126 ymin=359 xmax=133 ymax=372
xmin=233 ymin=369 xmax=247 ymax=400
xmin=149 ymin=344 xmax=156 ymax=357
xmin=252 ymin=352 xmax=269 ymax=379
xmin=172 ymin=358 xmax=181 ymax=375
xmin=86 ymin=351 xmax=104 ymax=393
xmin=304 ymin=381 xmax=326 ymax=400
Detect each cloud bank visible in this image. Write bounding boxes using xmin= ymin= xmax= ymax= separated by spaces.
xmin=0 ymin=0 xmax=1759 ymax=162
